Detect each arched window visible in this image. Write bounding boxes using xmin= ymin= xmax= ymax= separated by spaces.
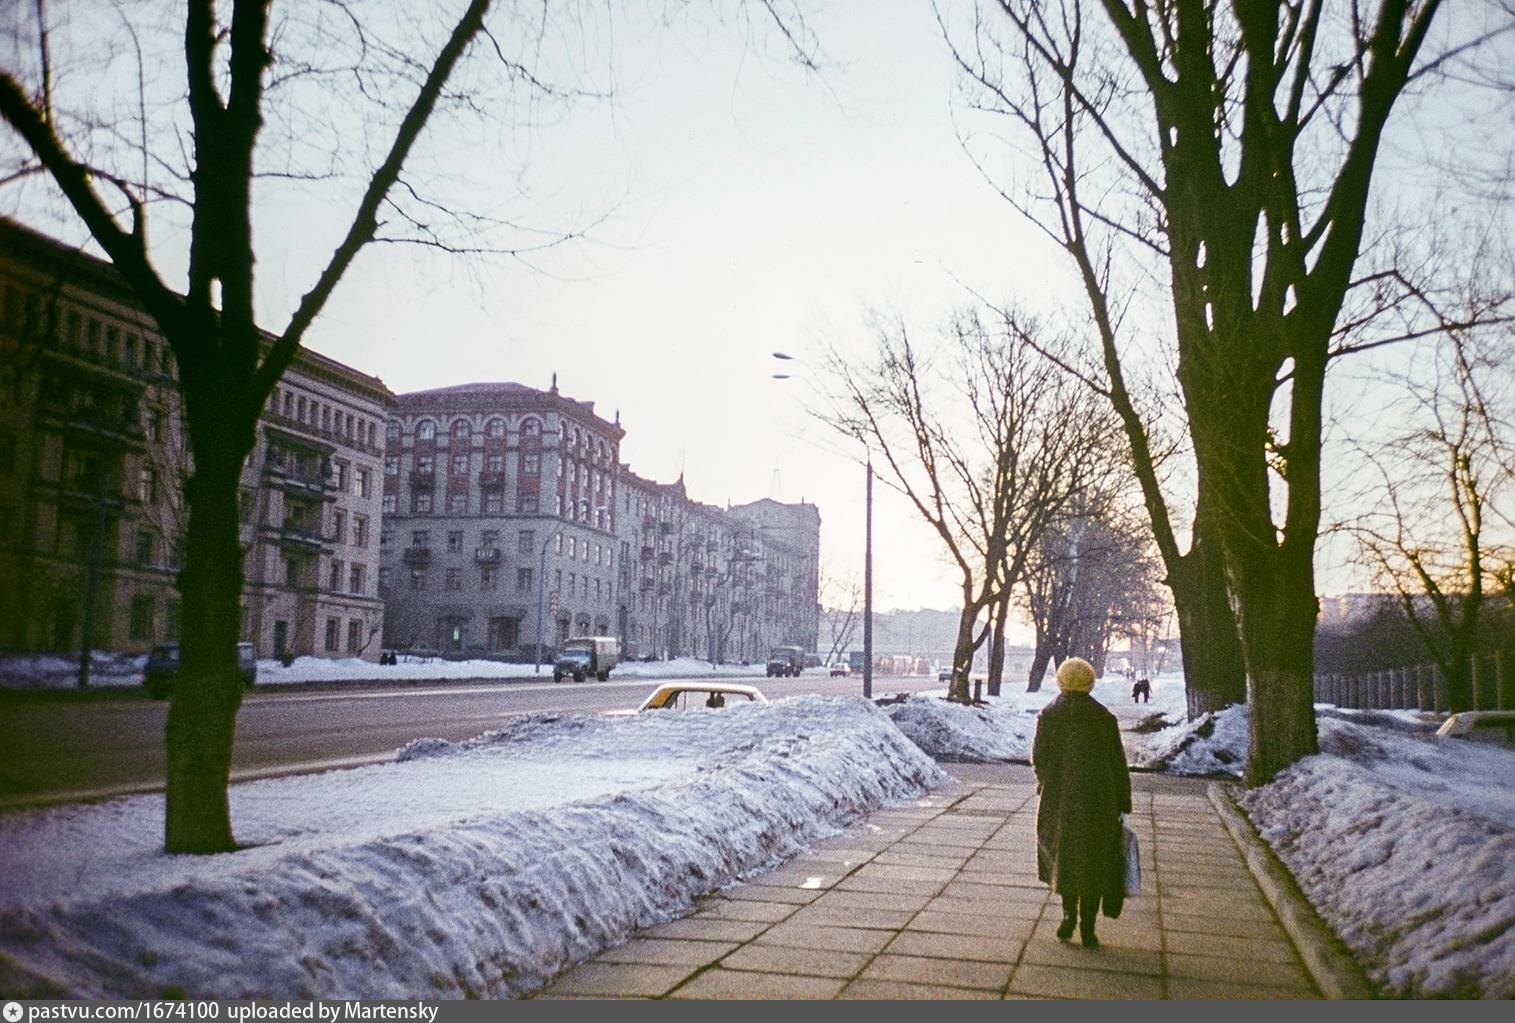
xmin=596 ymin=440 xmax=607 ymax=465
xmin=416 ymin=419 xmax=436 ymax=441
xmin=452 ymin=418 xmax=471 ymax=440
xmin=486 ymin=418 xmax=506 ymax=438
xmin=522 ymin=417 xmax=542 ymax=440
xmin=385 ymin=420 xmax=401 ymax=444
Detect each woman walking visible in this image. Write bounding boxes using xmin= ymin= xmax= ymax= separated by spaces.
xmin=1033 ymin=657 xmax=1132 ymax=948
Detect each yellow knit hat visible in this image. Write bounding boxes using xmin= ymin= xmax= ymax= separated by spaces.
xmin=1055 ymin=657 xmax=1096 ymax=694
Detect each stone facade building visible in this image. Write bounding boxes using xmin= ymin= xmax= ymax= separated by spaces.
xmin=379 ymin=378 xmax=822 ymax=662
xmin=0 ymin=217 xmax=392 ymax=660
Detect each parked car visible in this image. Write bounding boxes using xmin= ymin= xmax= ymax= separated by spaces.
xmin=766 ymin=645 xmax=804 ymax=678
xmin=1436 ymin=710 xmax=1515 ymax=746
xmin=938 ymin=667 xmax=953 ymax=684
xmin=604 ymin=682 xmax=768 ymax=715
xmin=554 ymin=636 xmax=619 ymax=683
xmin=829 ymin=661 xmax=852 ymax=677
xmin=144 ymin=642 xmax=257 ymax=698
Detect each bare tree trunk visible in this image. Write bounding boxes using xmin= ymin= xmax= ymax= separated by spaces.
xmin=164 ymin=448 xmax=247 ymax=853
xmin=987 ymin=590 xmax=1010 ymax=696
xmin=1170 ymin=520 xmax=1247 ymax=719
xmin=1238 ymin=575 xmax=1320 ymax=786
xmin=949 ymin=597 xmax=981 ymax=702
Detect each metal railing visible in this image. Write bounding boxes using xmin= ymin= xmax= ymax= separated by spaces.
xmin=1313 ymin=650 xmax=1513 ymax=713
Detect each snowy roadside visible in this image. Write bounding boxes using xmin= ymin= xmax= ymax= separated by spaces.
xmin=1238 ymin=712 xmax=1515 ymax=999
xmin=0 ymin=696 xmax=944 ymax=998
xmin=0 ymin=652 xmax=826 ymax=690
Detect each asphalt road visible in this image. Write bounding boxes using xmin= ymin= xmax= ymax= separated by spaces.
xmin=0 ymin=673 xmax=936 ymax=809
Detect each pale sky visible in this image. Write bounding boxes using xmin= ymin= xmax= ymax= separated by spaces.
xmin=5 ymin=0 xmax=1506 ymax=619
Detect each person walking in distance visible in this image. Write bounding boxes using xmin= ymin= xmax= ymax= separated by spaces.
xmin=1033 ymin=657 xmax=1132 ymax=948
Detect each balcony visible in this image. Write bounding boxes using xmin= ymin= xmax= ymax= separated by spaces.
xmin=402 ymin=545 xmax=433 ymax=566
xmin=266 ymin=462 xmax=336 ymax=501
xmin=273 ymin=525 xmax=326 ymax=553
xmin=475 ymin=546 xmax=501 ymax=563
xmin=478 ymin=469 xmax=506 ymax=488
xmin=409 ymin=469 xmax=435 ymax=488
xmin=39 ymin=408 xmax=148 ymax=451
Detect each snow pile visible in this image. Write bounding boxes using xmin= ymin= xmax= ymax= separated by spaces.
xmin=1240 ymin=714 xmax=1515 ymax=998
xmin=882 ymin=695 xmax=1040 ymax=762
xmin=252 ymin=654 xmax=799 ymax=685
xmin=1131 ymin=705 xmax=1250 ymax=776
xmin=0 ymin=651 xmax=144 ymax=689
xmin=0 ymin=697 xmax=944 ymax=999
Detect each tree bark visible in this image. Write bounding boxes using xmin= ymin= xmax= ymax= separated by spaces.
xmin=1237 ymin=576 xmax=1321 ymax=787
xmin=164 ymin=448 xmax=247 ymax=853
xmin=987 ymin=591 xmax=1010 ymax=696
xmin=948 ymin=598 xmax=982 ymax=703
xmin=1168 ymin=522 xmax=1247 ymax=720
xmin=1027 ymin=623 xmax=1051 ymax=692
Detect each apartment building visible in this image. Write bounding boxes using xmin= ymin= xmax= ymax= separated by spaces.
xmin=378 ymin=379 xmax=625 ymax=656
xmin=0 ymin=217 xmax=392 ymax=659
xmin=378 ymin=377 xmax=823 ymax=662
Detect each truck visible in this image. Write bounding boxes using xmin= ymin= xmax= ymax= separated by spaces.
xmin=766 ymin=645 xmax=805 ymax=678
xmin=848 ymin=650 xmax=867 ymax=674
xmin=553 ymin=636 xmax=619 ymax=683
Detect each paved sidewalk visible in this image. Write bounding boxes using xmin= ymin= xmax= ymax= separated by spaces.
xmin=537 ymin=765 xmax=1322 ymax=1000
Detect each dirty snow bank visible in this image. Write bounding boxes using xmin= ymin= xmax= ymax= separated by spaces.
xmin=0 ymin=697 xmax=944 ymax=999
xmin=251 ymin=654 xmax=796 ymax=685
xmin=0 ymin=651 xmax=144 ymax=689
xmin=883 ymin=695 xmax=1040 ymax=762
xmin=1239 ymin=714 xmax=1515 ymax=998
xmin=1130 ymin=704 xmax=1251 ymax=776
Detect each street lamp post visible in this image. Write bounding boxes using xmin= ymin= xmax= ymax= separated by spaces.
xmin=771 ymin=352 xmax=873 ymax=700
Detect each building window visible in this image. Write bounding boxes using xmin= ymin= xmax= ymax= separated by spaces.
xmin=417 ymin=420 xmax=436 ymax=441
xmin=325 ymin=617 xmax=340 ymax=652
xmin=445 ymin=567 xmax=462 ymax=591
xmin=568 ymin=571 xmax=576 ymax=595
xmin=386 ymin=420 xmax=400 ymax=444
xmin=333 ymin=509 xmax=346 ymax=545
xmin=452 ymin=419 xmax=470 ymax=440
xmin=378 ymin=566 xmax=390 ymax=591
xmin=518 ymin=530 xmax=534 ymax=555
xmin=517 ymin=567 xmax=533 ymax=592
xmin=353 ymin=515 xmax=368 ymax=548
xmin=518 ymin=493 xmax=538 ymax=513
xmin=349 ymin=564 xmax=364 ymax=594
xmin=568 ymin=536 xmax=577 ymax=558
xmin=135 ymin=530 xmax=153 ymax=567
xmin=555 ymin=494 xmax=564 ymax=516
xmin=413 ymin=492 xmax=432 ymax=513
xmin=483 ymin=492 xmax=503 ymax=513
xmin=329 ymin=559 xmax=343 ymax=591
xmin=129 ymin=596 xmax=155 ymax=641
xmin=410 ymin=570 xmax=426 ymax=591
xmin=417 ymin=454 xmax=434 ymax=473
xmin=447 ymin=492 xmax=465 ymax=513
xmin=486 ymin=418 xmax=505 ymax=438
xmin=412 ymin=530 xmax=430 ymax=546
xmin=138 ymin=467 xmax=157 ymax=504
xmin=451 ymin=454 xmax=468 ymax=475
xmin=522 ymin=417 xmax=541 ymax=439
xmin=382 ymin=495 xmax=397 ymax=514
xmin=486 ymin=453 xmax=504 ymax=472
xmin=447 ymin=530 xmax=463 ymax=553
xmin=480 ymin=566 xmax=497 ymax=591
xmin=385 ymin=456 xmax=399 ymax=477
xmin=355 ymin=468 xmax=370 ymax=498
xmin=522 ymin=453 xmax=540 ymax=475
xmin=487 ymin=616 xmax=519 ymax=651
xmin=334 ymin=461 xmax=349 ymax=492
xmin=347 ymin=619 xmax=362 ymax=653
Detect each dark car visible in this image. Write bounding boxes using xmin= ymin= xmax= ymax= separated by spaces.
xmin=144 ymin=642 xmax=258 ymax=698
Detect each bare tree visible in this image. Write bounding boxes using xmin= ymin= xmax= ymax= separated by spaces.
xmin=945 ymin=0 xmax=1467 ymax=782
xmin=818 ymin=567 xmax=862 ymax=666
xmin=823 ymin=305 xmax=1112 ymax=702
xmin=0 ymin=0 xmax=817 ymax=851
xmin=1351 ymin=324 xmax=1514 ymax=710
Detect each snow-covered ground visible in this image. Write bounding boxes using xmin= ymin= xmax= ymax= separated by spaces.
xmin=0 ymin=651 xmax=145 ymax=689
xmin=1239 ymin=711 xmax=1515 ymax=999
xmin=0 ymin=696 xmax=944 ymax=998
xmin=0 ymin=651 xmax=822 ymax=689
xmin=883 ymin=673 xmax=1190 ymax=765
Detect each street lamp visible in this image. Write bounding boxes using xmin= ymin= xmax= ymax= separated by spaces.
xmin=770 ymin=352 xmax=873 ymax=699
xmin=533 ymin=505 xmax=607 ymax=674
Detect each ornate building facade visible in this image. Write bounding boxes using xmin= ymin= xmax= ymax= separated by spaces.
xmin=0 ymin=218 xmax=392 ymax=660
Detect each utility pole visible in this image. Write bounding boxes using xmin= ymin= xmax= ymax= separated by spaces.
xmin=863 ymin=458 xmax=873 ymax=700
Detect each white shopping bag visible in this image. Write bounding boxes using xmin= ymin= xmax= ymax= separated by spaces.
xmin=1123 ymin=823 xmax=1143 ymax=897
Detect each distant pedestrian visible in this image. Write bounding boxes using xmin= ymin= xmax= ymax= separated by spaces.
xmin=1135 ymin=677 xmax=1151 ymax=704
xmin=1033 ymin=656 xmax=1133 ymax=949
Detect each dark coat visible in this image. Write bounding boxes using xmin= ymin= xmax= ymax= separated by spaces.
xmin=1033 ymin=693 xmax=1132 ymax=909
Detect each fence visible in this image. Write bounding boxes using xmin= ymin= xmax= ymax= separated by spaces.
xmin=1312 ymin=650 xmax=1514 ymax=713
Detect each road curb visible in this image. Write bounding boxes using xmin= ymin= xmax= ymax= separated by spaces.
xmin=1207 ymin=782 xmax=1377 ymax=1000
